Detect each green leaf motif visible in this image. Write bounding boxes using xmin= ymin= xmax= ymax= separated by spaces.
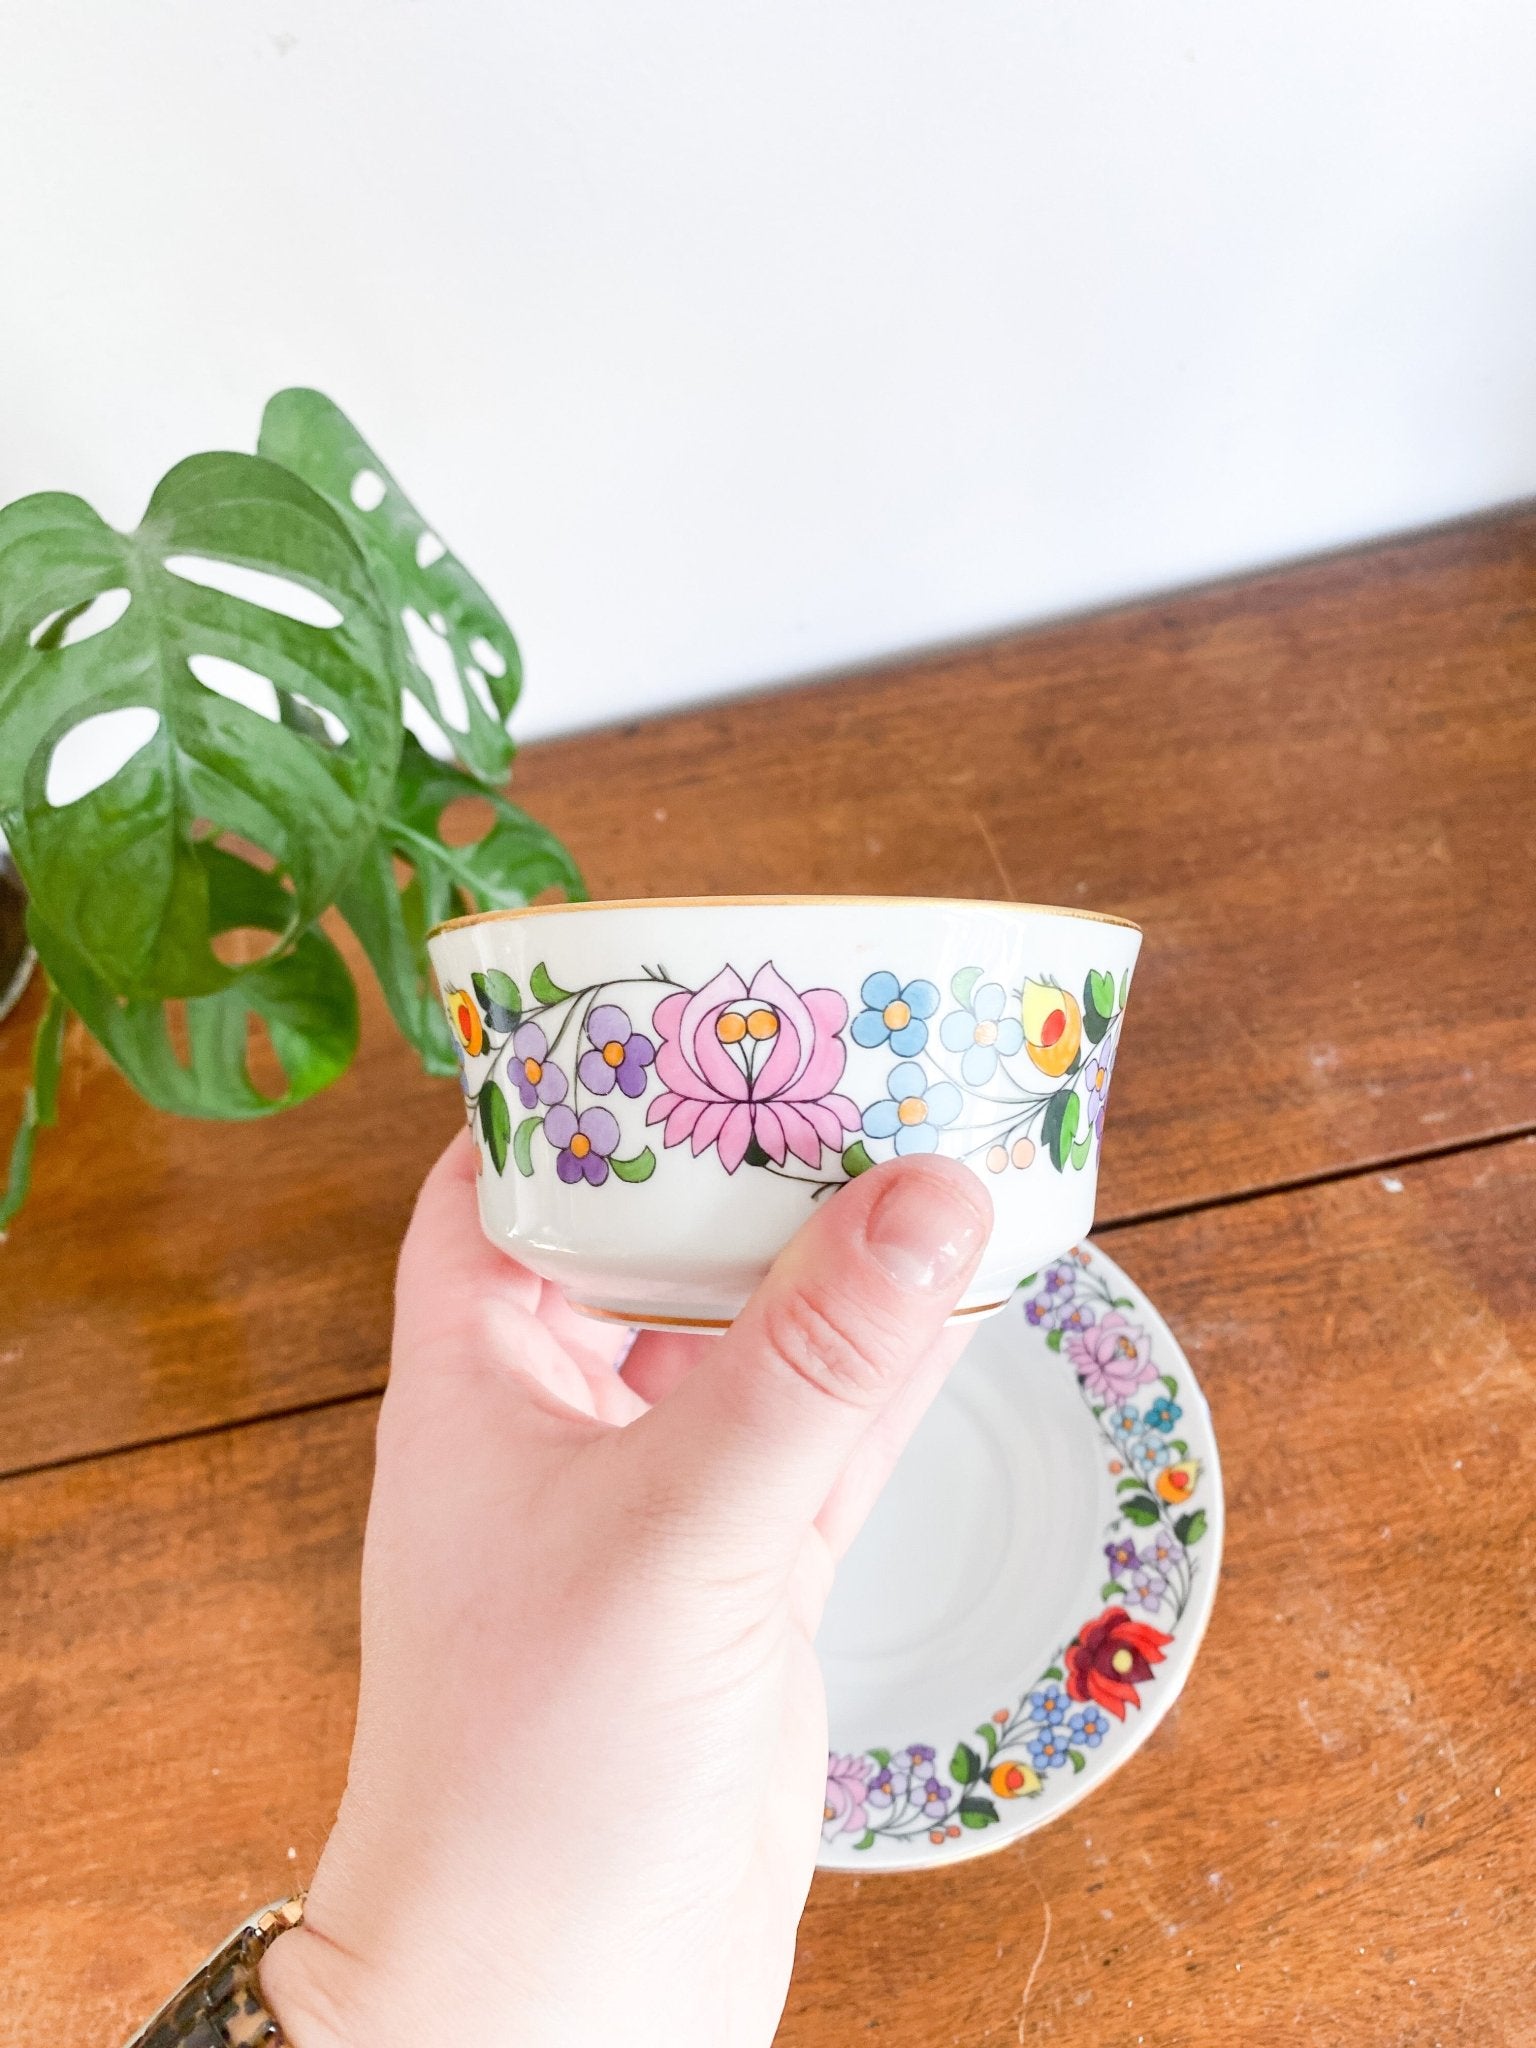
xmin=1119 ymin=968 xmax=1131 ymax=1011
xmin=868 ymin=1748 xmax=891 ymax=1769
xmin=1117 ymin=1476 xmax=1149 ymax=1494
xmin=511 ymin=1112 xmax=540 ymax=1177
xmin=840 ymin=1138 xmax=875 ymax=1178
xmin=609 ymin=1147 xmax=656 ymax=1184
xmin=0 ymin=455 xmax=402 ymax=1000
xmin=975 ymin=1722 xmax=1000 ymax=1758
xmin=530 ymin=960 xmax=574 ymax=1006
xmin=1069 ymin=1129 xmax=1092 ymax=1172
xmin=950 ymin=1742 xmax=981 ymax=1786
xmin=950 ymin=965 xmax=982 ymax=1008
xmin=1175 ymin=1508 xmax=1208 ymax=1546
xmin=854 ymin=1830 xmax=876 ymax=1851
xmin=1160 ymin=1372 xmax=1179 ymax=1396
xmin=1043 ymin=1666 xmax=1063 ymax=1682
xmin=30 ymin=849 xmax=358 ymax=1118
xmin=473 ymin=968 xmax=521 ymax=1031
xmin=1045 ymin=1327 xmax=1063 ymax=1353
xmin=480 ymin=1081 xmax=511 ymax=1175
xmin=957 ymin=1797 xmax=1000 ymax=1829
xmin=1101 ymin=1579 xmax=1123 ymax=1599
xmin=1068 ymin=1748 xmax=1087 ymax=1774
xmin=1121 ymin=1494 xmax=1162 ymax=1527
xmin=259 ymin=389 xmax=522 ymax=788
xmin=1042 ymin=1087 xmax=1079 ymax=1171
xmin=1087 ymin=967 xmax=1117 ymax=1020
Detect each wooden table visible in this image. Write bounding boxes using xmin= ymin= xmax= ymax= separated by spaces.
xmin=4 ymin=508 xmax=1534 ymax=2045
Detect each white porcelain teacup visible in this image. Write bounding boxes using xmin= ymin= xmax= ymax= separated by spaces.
xmin=427 ymin=896 xmax=1141 ymax=1330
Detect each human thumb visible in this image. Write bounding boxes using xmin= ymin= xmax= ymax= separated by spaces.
xmin=627 ymin=1155 xmax=991 ymax=1571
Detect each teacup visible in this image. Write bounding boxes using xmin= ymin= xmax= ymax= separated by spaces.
xmin=427 ymin=896 xmax=1140 ymax=1330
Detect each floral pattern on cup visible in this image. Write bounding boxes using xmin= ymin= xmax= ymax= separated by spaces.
xmin=647 ymin=963 xmax=859 ymax=1173
xmin=445 ymin=955 xmax=1131 ymax=1194
xmin=819 ymin=1246 xmax=1207 ymax=1853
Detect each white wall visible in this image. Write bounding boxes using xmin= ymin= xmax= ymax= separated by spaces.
xmin=4 ymin=1 xmax=1536 ymax=741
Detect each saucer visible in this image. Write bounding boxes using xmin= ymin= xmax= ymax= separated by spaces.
xmin=817 ymin=1241 xmax=1222 ymax=1872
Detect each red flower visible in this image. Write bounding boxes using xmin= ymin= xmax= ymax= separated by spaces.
xmin=1064 ymin=1606 xmax=1173 ymax=1720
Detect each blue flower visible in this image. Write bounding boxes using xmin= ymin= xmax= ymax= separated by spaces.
xmin=939 ymin=980 xmax=1025 ymax=1085
xmin=1131 ymin=1434 xmax=1177 ymax=1478
xmin=1144 ymin=1395 xmax=1181 ymax=1433
xmin=851 ymin=972 xmax=940 ymax=1056
xmin=1028 ymin=1680 xmax=1069 ymax=1725
xmin=1105 ymin=1402 xmax=1144 ymax=1449
xmin=1027 ymin=1727 xmax=1071 ymax=1771
xmin=1068 ymin=1704 xmax=1109 ymax=1749
xmin=861 ymin=1061 xmax=963 ymax=1156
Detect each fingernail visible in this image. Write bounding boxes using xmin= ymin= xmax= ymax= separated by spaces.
xmin=865 ymin=1165 xmax=988 ymax=1292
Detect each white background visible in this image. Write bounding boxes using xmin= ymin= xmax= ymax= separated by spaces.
xmin=4 ymin=0 xmax=1536 ymax=741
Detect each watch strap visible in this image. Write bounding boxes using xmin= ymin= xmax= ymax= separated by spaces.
xmin=126 ymin=1896 xmax=304 ymax=2048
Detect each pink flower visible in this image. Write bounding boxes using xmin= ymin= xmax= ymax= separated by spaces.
xmin=646 ymin=962 xmax=860 ymax=1172
xmin=822 ymin=1752 xmax=874 ymax=1839
xmin=1064 ymin=1310 xmax=1157 ymax=1402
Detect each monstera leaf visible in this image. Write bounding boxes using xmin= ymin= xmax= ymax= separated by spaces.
xmin=0 ymin=454 xmax=401 ymax=1000
xmin=31 ymin=847 xmax=358 ymax=1117
xmin=338 ymin=736 xmax=584 ymax=1074
xmin=259 ymin=389 xmax=521 ymax=787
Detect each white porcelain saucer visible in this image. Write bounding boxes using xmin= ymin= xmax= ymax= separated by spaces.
xmin=816 ymin=1241 xmax=1222 ymax=1872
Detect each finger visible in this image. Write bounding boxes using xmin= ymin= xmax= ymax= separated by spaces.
xmin=534 ymin=1283 xmax=648 ymax=1424
xmin=619 ymin=1328 xmax=713 ymax=1406
xmin=391 ymin=1134 xmax=597 ymax=1419
xmin=814 ymin=1322 xmax=973 ymax=1558
xmin=392 ymin=1133 xmax=543 ymax=1355
xmin=624 ymin=1156 xmax=991 ymax=1572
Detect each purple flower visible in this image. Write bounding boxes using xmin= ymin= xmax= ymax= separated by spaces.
xmin=915 ymin=1773 xmax=952 ymax=1820
xmin=1127 ymin=1564 xmax=1167 ymax=1612
xmin=822 ymin=1753 xmax=874 ymax=1839
xmin=1083 ymin=1029 xmax=1118 ymax=1143
xmin=1025 ymin=1262 xmax=1081 ymax=1331
xmin=1104 ymin=1537 xmax=1139 ymax=1576
xmin=900 ymin=1744 xmax=936 ymax=1768
xmin=1140 ymin=1529 xmax=1183 ymax=1575
xmin=511 ymin=1022 xmax=568 ymax=1111
xmin=543 ymin=1104 xmax=620 ymax=1185
xmin=578 ymin=1003 xmax=656 ymax=1100
xmin=866 ymin=1759 xmax=909 ymax=1809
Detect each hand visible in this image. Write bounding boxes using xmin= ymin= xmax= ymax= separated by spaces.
xmin=262 ymin=1130 xmax=990 ymax=2048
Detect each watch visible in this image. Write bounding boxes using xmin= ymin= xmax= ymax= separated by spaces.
xmin=124 ymin=1896 xmax=305 ymax=2048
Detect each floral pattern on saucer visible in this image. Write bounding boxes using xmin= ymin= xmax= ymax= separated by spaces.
xmin=444 ymin=957 xmax=1131 ymax=1193
xmin=820 ymin=1246 xmax=1213 ymax=1854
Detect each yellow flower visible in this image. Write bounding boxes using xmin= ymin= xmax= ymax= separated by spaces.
xmin=989 ymin=1759 xmax=1042 ymax=1800
xmin=1021 ymin=980 xmax=1082 ymax=1078
xmin=445 ymin=987 xmax=484 ymax=1057
xmin=1156 ymin=1457 xmax=1201 ymax=1505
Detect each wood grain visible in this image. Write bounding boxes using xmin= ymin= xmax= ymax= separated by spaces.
xmin=3 ymin=1139 xmax=1533 ymax=2048
xmin=2 ymin=505 xmax=1535 ymax=1470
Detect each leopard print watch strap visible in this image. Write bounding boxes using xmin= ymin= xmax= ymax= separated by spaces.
xmin=125 ymin=1897 xmax=304 ymax=2048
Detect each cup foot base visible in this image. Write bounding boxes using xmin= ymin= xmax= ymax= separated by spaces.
xmin=569 ymin=1295 xmax=1013 ymax=1336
